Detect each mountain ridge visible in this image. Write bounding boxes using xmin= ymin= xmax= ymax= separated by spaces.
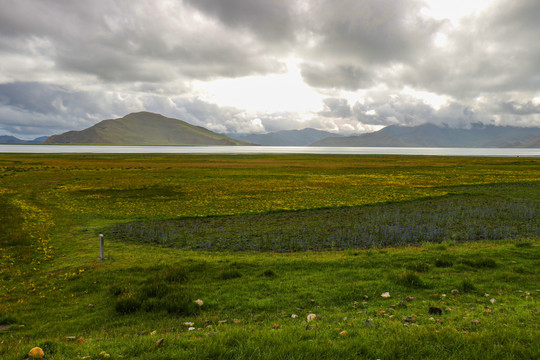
xmin=45 ymin=112 xmax=249 ymax=145
xmin=312 ymin=123 xmax=540 ymax=147
xmin=235 ymin=128 xmax=341 ymax=146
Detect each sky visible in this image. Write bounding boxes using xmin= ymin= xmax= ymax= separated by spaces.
xmin=0 ymin=0 xmax=539 ymax=139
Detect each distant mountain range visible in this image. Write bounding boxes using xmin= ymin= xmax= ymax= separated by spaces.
xmin=233 ymin=128 xmax=341 ymax=146
xmin=312 ymin=123 xmax=540 ymax=148
xmin=0 ymin=135 xmax=48 ymax=144
xmin=44 ymin=112 xmax=249 ymax=145
xmin=3 ymin=113 xmax=540 ymax=147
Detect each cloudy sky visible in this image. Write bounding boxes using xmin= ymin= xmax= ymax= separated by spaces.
xmin=1 ymin=0 xmax=539 ymax=138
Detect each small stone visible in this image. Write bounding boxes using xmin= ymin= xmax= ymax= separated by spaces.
xmin=183 ymin=322 xmax=194 ymax=327
xmin=381 ymin=292 xmax=390 ymax=298
xmin=490 ymin=298 xmax=496 ymax=304
xmin=428 ymin=307 xmax=442 ymax=315
xmin=307 ymin=313 xmax=317 ymax=322
xmin=156 ymin=338 xmax=164 ymax=346
xmin=484 ymin=293 xmax=490 ymax=297
xmin=291 ymin=314 xmax=298 ymax=318
xmin=188 ymin=327 xmax=195 ymax=331
xmin=429 ymin=317 xmax=435 ymax=321
xmin=29 ymin=347 xmax=45 ymax=358
xmin=194 ymin=299 xmax=204 ymax=306
xmin=150 ymin=330 xmax=157 ymax=335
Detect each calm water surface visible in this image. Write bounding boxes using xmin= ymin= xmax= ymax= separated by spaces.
xmin=0 ymin=145 xmax=539 ymax=156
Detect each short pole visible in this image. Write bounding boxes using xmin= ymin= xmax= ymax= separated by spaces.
xmin=99 ymin=234 xmax=105 ymax=260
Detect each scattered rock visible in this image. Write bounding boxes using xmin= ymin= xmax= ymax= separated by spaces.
xmin=156 ymin=338 xmax=164 ymax=347
xmin=307 ymin=313 xmax=317 ymax=322
xmin=381 ymin=292 xmax=390 ymax=298
xmin=194 ymin=299 xmax=204 ymax=306
xmin=28 ymin=347 xmax=44 ymax=358
xmin=490 ymin=298 xmax=496 ymax=304
xmin=428 ymin=307 xmax=442 ymax=315
xmin=484 ymin=293 xmax=490 ymax=297
xmin=188 ymin=327 xmax=195 ymax=331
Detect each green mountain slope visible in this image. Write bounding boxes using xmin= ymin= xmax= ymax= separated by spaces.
xmin=44 ymin=112 xmax=249 ymax=145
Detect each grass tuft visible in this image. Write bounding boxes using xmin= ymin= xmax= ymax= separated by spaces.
xmin=459 ymin=279 xmax=477 ymax=293
xmin=394 ymin=271 xmax=430 ymax=288
xmin=434 ymin=258 xmax=453 ymax=268
xmin=220 ymin=269 xmax=242 ymax=280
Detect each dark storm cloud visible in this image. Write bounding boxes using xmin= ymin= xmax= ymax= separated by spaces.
xmin=302 ymin=0 xmax=440 ymax=64
xmin=320 ymin=98 xmax=352 ymax=118
xmin=183 ymin=0 xmax=296 ymax=42
xmin=301 ymin=64 xmax=373 ymax=90
xmin=0 ymin=0 xmax=284 ymax=83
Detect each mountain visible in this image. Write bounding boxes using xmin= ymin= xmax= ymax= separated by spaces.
xmin=504 ymin=135 xmax=540 ymax=148
xmin=0 ymin=135 xmax=48 ymax=144
xmin=237 ymin=128 xmax=341 ymax=146
xmin=44 ymin=112 xmax=249 ymax=145
xmin=312 ymin=123 xmax=540 ymax=147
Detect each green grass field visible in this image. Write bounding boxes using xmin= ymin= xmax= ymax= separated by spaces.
xmin=0 ymin=154 xmax=538 ymax=359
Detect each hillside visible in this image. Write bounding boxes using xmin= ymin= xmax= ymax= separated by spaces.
xmin=237 ymin=128 xmax=340 ymax=146
xmin=312 ymin=123 xmax=540 ymax=147
xmin=0 ymin=135 xmax=48 ymax=144
xmin=44 ymin=112 xmax=249 ymax=145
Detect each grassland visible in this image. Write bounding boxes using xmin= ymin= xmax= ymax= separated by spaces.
xmin=0 ymin=154 xmax=538 ymax=359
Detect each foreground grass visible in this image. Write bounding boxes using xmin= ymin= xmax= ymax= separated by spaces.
xmin=0 ymin=154 xmax=538 ymax=359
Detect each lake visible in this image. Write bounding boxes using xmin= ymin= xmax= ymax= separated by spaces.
xmin=0 ymin=145 xmax=539 ymax=156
